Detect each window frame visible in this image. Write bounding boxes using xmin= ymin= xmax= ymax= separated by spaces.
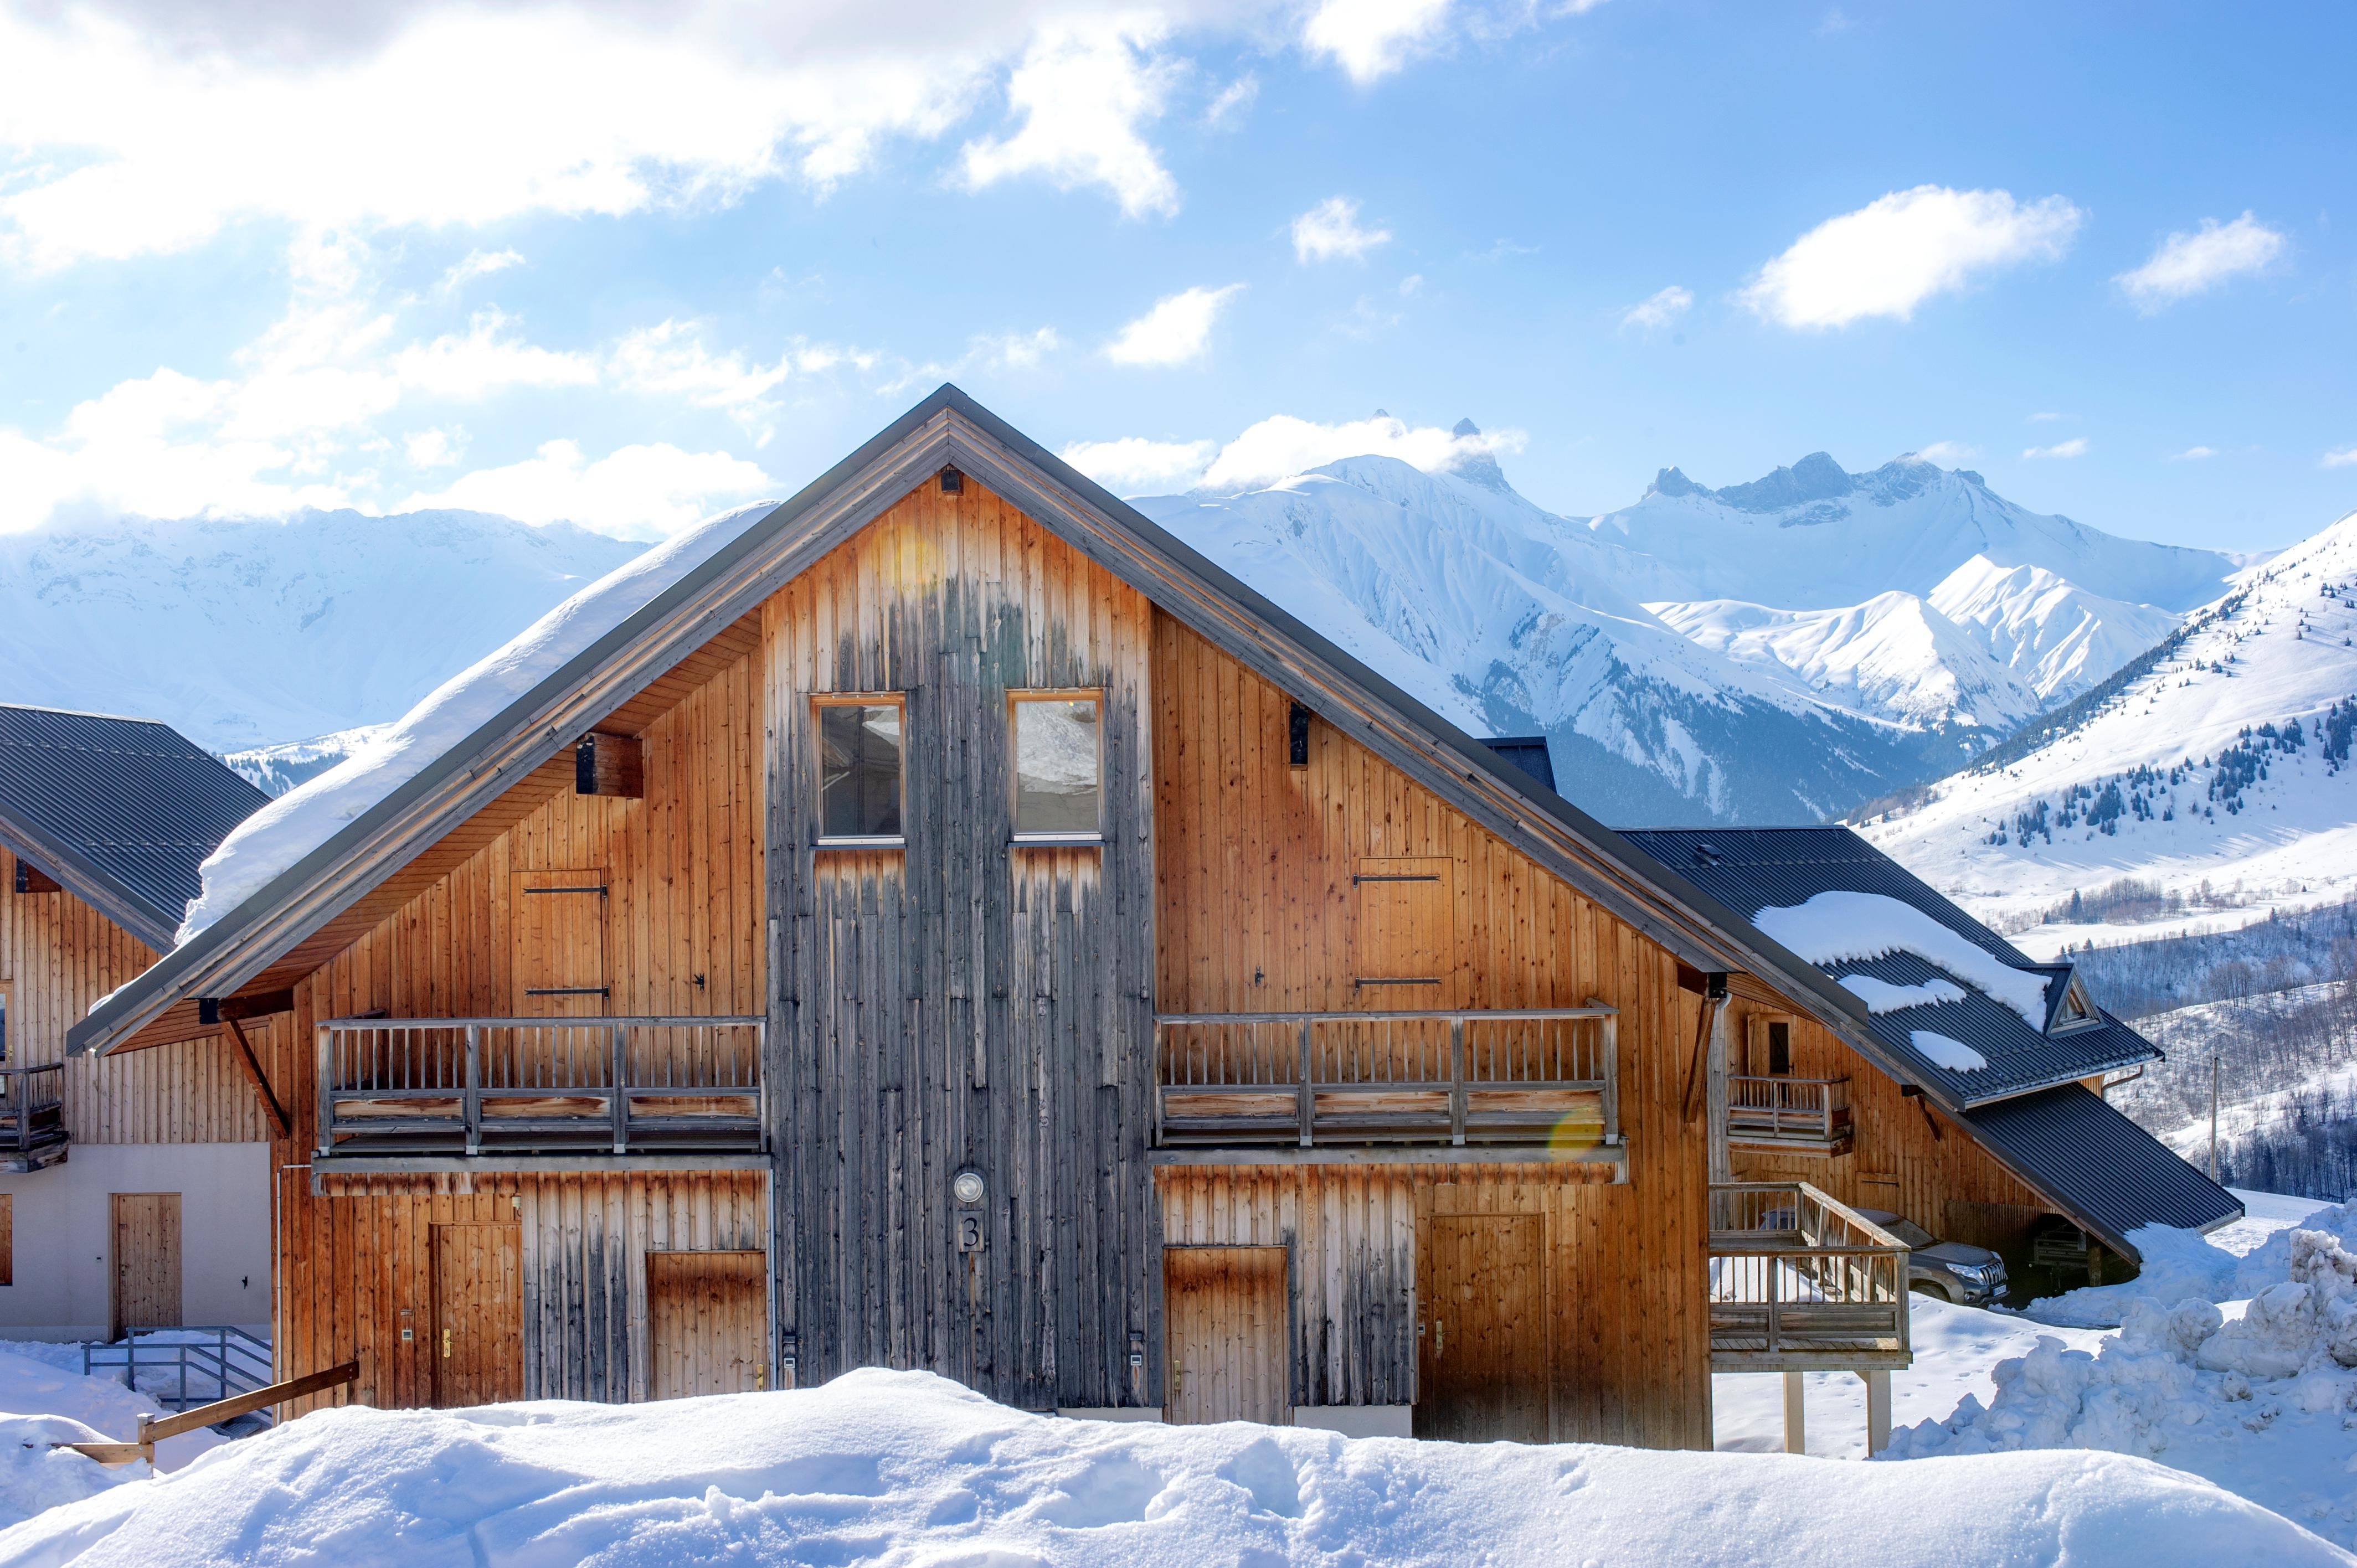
xmin=811 ymin=693 xmax=909 ymax=849
xmin=1006 ymin=688 xmax=1107 ymax=847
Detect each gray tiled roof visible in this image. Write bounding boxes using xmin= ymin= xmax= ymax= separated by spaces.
xmin=1619 ymin=826 xmax=2155 ymax=1106
xmin=0 ymin=704 xmax=270 ymax=949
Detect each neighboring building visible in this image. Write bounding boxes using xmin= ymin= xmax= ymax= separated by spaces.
xmin=0 ymin=704 xmax=275 ymax=1339
xmin=71 ymin=388 xmax=2236 ymax=1446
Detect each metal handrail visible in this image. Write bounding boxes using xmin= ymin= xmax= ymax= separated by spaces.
xmin=84 ymin=1325 xmax=275 ymax=1417
xmin=1153 ymin=1005 xmax=1618 ymax=1149
xmin=317 ymin=1015 xmax=765 ymax=1158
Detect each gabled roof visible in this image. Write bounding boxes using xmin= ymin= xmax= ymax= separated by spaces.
xmin=0 ymin=704 xmax=270 ymax=950
xmin=1618 ymin=827 xmax=2154 ymax=1105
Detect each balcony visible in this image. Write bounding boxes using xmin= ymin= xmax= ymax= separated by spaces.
xmin=1150 ymin=1006 xmax=1619 ymax=1168
xmin=1726 ymin=1075 xmax=1852 ymax=1153
xmin=1707 ymin=1181 xmax=1911 ymax=1371
xmin=0 ymin=1064 xmax=68 ymax=1172
xmin=315 ymin=1015 xmax=763 ymax=1168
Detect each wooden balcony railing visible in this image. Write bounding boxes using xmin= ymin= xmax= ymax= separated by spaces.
xmin=1726 ymin=1075 xmax=1852 ymax=1149
xmin=1707 ymin=1181 xmax=1911 ymax=1371
xmin=316 ymin=1017 xmax=763 ymax=1159
xmin=1153 ymin=1007 xmax=1617 ymax=1151
xmin=0 ymin=1064 xmax=68 ymax=1172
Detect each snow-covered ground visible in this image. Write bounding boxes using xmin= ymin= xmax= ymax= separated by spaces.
xmin=0 ymin=1345 xmax=233 ymax=1531
xmin=5 ymin=1366 xmax=2345 ymax=1568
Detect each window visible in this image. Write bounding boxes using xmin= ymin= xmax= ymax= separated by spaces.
xmin=817 ymin=699 xmax=905 ymax=843
xmin=1010 ymin=694 xmax=1102 ymax=840
xmin=2051 ymin=976 xmax=2097 ymax=1033
xmin=1766 ymin=1020 xmax=1792 ymax=1076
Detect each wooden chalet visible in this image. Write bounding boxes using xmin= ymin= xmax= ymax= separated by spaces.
xmin=0 ymin=705 xmax=275 ymax=1338
xmin=71 ymin=388 xmax=2238 ymax=1448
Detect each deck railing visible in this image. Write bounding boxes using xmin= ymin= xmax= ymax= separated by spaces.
xmin=1726 ymin=1075 xmax=1852 ymax=1146
xmin=317 ymin=1016 xmax=764 ymax=1158
xmin=85 ymin=1325 xmax=274 ymax=1417
xmin=0 ymin=1063 xmax=68 ymax=1170
xmin=1153 ymin=1007 xmax=1617 ymax=1149
xmin=1707 ymin=1181 xmax=1910 ymax=1370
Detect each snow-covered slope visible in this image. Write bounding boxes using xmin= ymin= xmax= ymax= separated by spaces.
xmin=0 ymin=511 xmax=642 ymax=752
xmin=1587 ymin=451 xmax=2240 ymax=612
xmin=1864 ymin=510 xmax=2357 ymax=937
xmin=1929 ymin=555 xmax=2183 ymax=703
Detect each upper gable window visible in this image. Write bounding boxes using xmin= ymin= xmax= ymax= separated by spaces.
xmin=816 ymin=698 xmax=904 ymax=844
xmin=2051 ymin=976 xmax=2098 ymax=1033
xmin=1011 ymin=694 xmax=1102 ymax=841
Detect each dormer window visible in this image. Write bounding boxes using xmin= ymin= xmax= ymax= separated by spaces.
xmin=2047 ymin=971 xmax=2101 ymax=1034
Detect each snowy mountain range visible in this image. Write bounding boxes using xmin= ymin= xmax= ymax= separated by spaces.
xmin=1861 ymin=510 xmax=2357 ymax=948
xmin=1134 ymin=439 xmax=2236 ymax=822
xmin=0 ymin=439 xmax=2245 ymax=829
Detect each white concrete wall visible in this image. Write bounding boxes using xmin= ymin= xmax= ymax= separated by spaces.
xmin=0 ymin=1143 xmax=271 ymax=1341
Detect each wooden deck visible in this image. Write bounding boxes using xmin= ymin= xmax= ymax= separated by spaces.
xmin=1707 ymin=1181 xmax=1911 ymax=1371
xmin=1154 ymin=1007 xmax=1618 ymax=1153
xmin=314 ymin=1016 xmax=763 ymax=1160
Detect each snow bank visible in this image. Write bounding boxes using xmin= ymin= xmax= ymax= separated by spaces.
xmin=1896 ymin=1225 xmax=2357 ymax=1549
xmin=0 ymin=1348 xmax=225 ymax=1474
xmin=1838 ymin=973 xmax=1966 ymax=1013
xmin=5 ymin=1368 xmax=2343 ymax=1567
xmin=174 ymin=503 xmax=775 ymax=943
xmin=2027 ymin=1223 xmax=2248 ymax=1329
xmin=1754 ymin=890 xmax=2051 ymax=1026
xmin=0 ymin=1416 xmax=140 ymax=1534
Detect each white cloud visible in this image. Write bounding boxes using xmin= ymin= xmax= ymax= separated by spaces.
xmin=1291 ymin=196 xmax=1391 ymax=263
xmin=1912 ymin=441 xmax=1976 ymax=465
xmin=2324 ymin=446 xmax=2357 ymax=470
xmin=1741 ymin=185 xmax=2083 ymax=329
xmin=397 ymin=439 xmax=773 ymax=537
xmin=1302 ymin=0 xmax=1455 ymax=83
xmin=404 ymin=428 xmax=464 ymax=468
xmin=1201 ymin=412 xmax=1522 ymax=491
xmin=1062 ymin=436 xmax=1219 ymax=492
xmin=2170 ymin=445 xmax=2217 ymax=462
xmin=972 ymin=327 xmax=1063 ymax=370
xmin=2116 ymin=212 xmax=2287 ymax=312
xmin=1620 ymin=285 xmax=1692 ymax=332
xmin=959 ymin=19 xmax=1181 ymax=219
xmin=1106 ymin=283 xmax=1244 ymax=366
xmin=1204 ymin=73 xmax=1259 ymax=128
xmin=2027 ymin=410 xmax=2072 ymax=422
xmin=392 ymin=310 xmax=600 ymax=400
xmin=2023 ymin=437 xmax=2090 ymax=460
xmin=440 ymin=248 xmax=523 ymax=292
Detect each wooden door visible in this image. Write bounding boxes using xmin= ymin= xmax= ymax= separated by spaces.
xmin=512 ymin=869 xmax=611 ymax=1016
xmin=1417 ymin=1214 xmax=1546 ymax=1441
xmin=1353 ymin=857 xmax=1454 ymax=999
xmin=1164 ymin=1246 xmax=1290 ymax=1425
xmin=109 ymin=1193 xmax=181 ymax=1339
xmin=432 ymin=1223 xmax=523 ymax=1407
xmin=647 ymin=1251 xmax=769 ymax=1398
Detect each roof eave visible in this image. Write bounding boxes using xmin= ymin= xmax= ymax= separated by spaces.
xmin=0 ymin=808 xmax=179 ymax=952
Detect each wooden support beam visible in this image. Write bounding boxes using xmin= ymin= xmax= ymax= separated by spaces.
xmin=224 ymin=1017 xmax=291 ymax=1141
xmin=575 ymin=731 xmax=645 ymax=797
xmin=1783 ymin=1371 xmax=1806 ymax=1454
xmin=60 ymin=1359 xmax=358 ymax=1464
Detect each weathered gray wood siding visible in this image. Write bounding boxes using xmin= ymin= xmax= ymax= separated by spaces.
xmin=761 ymin=478 xmax=1159 ymax=1410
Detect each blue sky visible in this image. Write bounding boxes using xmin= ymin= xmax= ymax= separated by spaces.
xmin=3 ymin=0 xmax=2353 ymax=551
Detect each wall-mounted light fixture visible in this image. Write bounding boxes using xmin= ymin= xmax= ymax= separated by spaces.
xmin=953 ymin=1168 xmax=986 ymax=1207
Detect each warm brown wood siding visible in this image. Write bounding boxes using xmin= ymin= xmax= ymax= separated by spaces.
xmin=271 ymin=641 xmax=764 ymax=1410
xmin=1725 ymin=991 xmax=2051 ymax=1233
xmin=762 ymin=478 xmax=1159 ymax=1411
xmin=1150 ymin=615 xmax=1713 ymax=1450
xmin=0 ymin=846 xmax=267 ymax=1144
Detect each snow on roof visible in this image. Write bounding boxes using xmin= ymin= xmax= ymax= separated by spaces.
xmin=174 ymin=502 xmax=777 ymax=945
xmin=8 ymin=1365 xmax=2344 ymax=1566
xmin=1753 ymin=889 xmax=2050 ymax=1028
xmin=1838 ymin=974 xmax=1967 ymax=1014
xmin=1910 ymin=1029 xmax=1990 ymax=1072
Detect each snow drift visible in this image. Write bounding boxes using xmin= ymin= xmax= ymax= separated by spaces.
xmin=3 ymin=1367 xmax=2345 ymax=1568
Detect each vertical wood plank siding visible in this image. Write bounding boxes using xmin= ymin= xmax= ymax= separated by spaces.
xmin=0 ymin=846 xmax=266 ymax=1144
xmin=1151 ymin=614 xmax=1714 ymax=1449
xmin=1725 ymin=992 xmax=2052 ymax=1229
xmin=763 ymin=479 xmax=1159 ymax=1412
xmin=274 ymin=646 xmax=766 ymax=1412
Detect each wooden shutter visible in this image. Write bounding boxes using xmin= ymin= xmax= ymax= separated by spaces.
xmin=512 ymin=869 xmax=610 ymax=1016
xmin=1352 ymin=857 xmax=1453 ymax=994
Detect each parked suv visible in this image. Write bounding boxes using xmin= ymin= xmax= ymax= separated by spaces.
xmin=1856 ymin=1208 xmax=2009 ymax=1306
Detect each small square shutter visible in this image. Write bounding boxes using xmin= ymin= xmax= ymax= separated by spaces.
xmin=1352 ymin=857 xmax=1453 ymax=994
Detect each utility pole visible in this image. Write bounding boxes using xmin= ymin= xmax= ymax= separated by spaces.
xmin=2209 ymin=1056 xmax=2222 ymax=1182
